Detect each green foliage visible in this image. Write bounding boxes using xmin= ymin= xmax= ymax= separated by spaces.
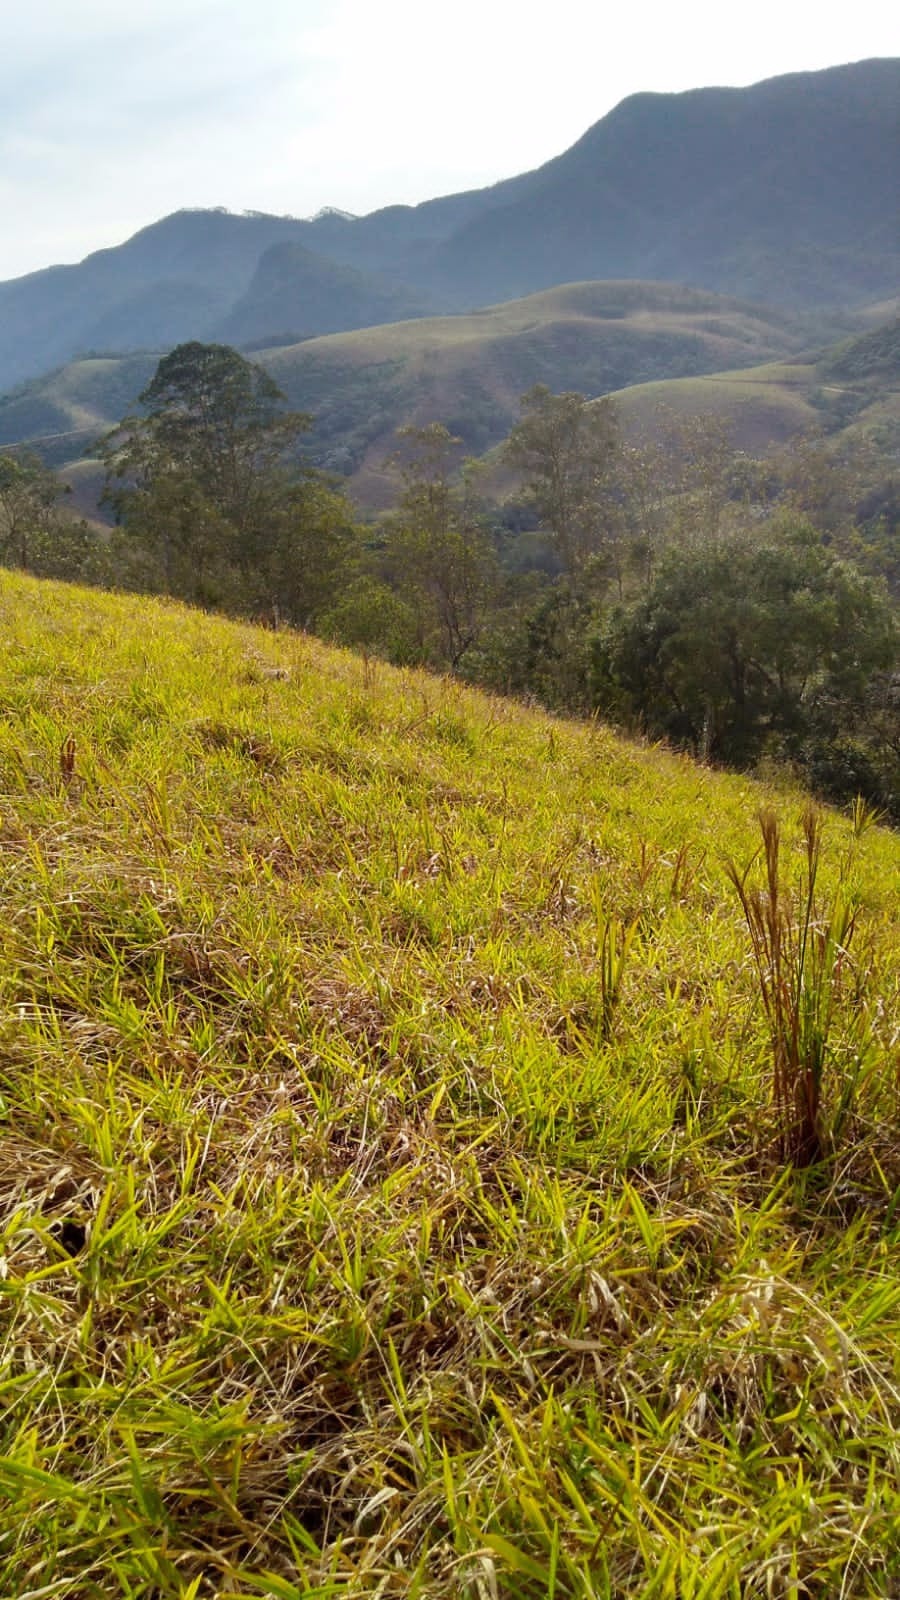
xmin=100 ymin=340 xmax=311 ymax=533
xmin=594 ymin=520 xmax=898 ymax=810
xmin=97 ymin=342 xmax=360 ymax=625
xmin=380 ymin=424 xmax=501 ymax=669
xmin=502 ymin=385 xmax=622 ymax=577
xmin=321 ymin=573 xmax=421 ymax=662
xmin=0 ymin=450 xmax=70 ymax=569
xmin=0 ymin=449 xmax=112 ymax=584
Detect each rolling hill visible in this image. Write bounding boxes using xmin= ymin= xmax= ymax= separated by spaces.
xmin=0 ymin=57 xmax=896 ymax=396
xmin=609 ymin=314 xmax=900 ymax=455
xmin=5 ymin=294 xmax=899 ymax=520
xmin=0 ymin=281 xmax=825 ymax=509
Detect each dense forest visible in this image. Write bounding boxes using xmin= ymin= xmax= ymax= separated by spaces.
xmin=1 ymin=339 xmax=896 ymax=819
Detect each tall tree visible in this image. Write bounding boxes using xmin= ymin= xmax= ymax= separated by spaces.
xmin=382 ymin=424 xmax=499 ymax=669
xmin=502 ymin=386 xmax=622 ymax=580
xmin=100 ymin=343 xmax=310 ymax=536
xmin=0 ymin=451 xmax=70 ymax=571
xmin=98 ymin=342 xmax=357 ymax=622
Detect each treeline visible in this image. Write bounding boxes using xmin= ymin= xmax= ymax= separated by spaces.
xmin=1 ymin=342 xmax=897 ymax=818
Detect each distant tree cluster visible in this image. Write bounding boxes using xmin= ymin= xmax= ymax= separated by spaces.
xmin=0 ymin=450 xmax=110 ymax=584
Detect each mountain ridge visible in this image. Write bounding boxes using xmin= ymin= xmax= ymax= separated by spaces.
xmin=0 ymin=58 xmax=896 ymax=396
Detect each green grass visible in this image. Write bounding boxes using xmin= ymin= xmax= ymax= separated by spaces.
xmin=0 ymin=572 xmax=898 ymax=1597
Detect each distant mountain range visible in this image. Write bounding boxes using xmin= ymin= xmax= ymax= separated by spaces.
xmin=0 ymin=58 xmax=897 ymax=396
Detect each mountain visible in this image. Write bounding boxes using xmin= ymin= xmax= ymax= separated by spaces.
xmin=0 ymin=59 xmax=896 ymax=396
xmin=422 ymin=59 xmax=900 ymax=310
xmin=0 ymin=210 xmax=433 ymax=396
xmin=214 ymin=242 xmax=428 ymax=348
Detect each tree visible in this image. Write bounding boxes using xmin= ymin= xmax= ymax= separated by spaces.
xmin=381 ymin=424 xmax=499 ymax=670
xmin=595 ymin=521 xmax=898 ymax=792
xmin=99 ymin=343 xmax=309 ymax=579
xmin=321 ymin=575 xmax=420 ymax=664
xmin=255 ymin=475 xmax=359 ymax=628
xmin=110 ymin=342 xmax=310 ymax=525
xmin=98 ymin=342 xmax=358 ymax=623
xmin=0 ymin=451 xmax=70 ymax=571
xmin=502 ymin=386 xmax=623 ymax=580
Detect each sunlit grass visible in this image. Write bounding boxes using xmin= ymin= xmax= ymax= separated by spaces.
xmin=0 ymin=571 xmax=897 ymax=1597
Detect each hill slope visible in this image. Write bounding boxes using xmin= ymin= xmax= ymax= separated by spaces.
xmin=0 ymin=58 xmax=896 ymax=394
xmin=260 ymin=281 xmax=805 ymax=494
xmin=609 ymin=314 xmax=900 ymax=453
xmin=0 ymin=281 xmax=811 ymax=504
xmin=0 ymin=571 xmax=897 ymax=1597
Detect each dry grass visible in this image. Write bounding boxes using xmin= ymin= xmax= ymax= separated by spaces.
xmin=726 ymin=807 xmax=863 ymax=1167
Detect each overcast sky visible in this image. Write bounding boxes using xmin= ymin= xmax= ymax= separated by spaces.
xmin=1 ymin=0 xmax=896 ymax=282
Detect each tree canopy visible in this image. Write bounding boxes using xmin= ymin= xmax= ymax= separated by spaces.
xmin=595 ymin=520 xmax=898 ymax=774
xmin=98 ymin=341 xmax=357 ymax=623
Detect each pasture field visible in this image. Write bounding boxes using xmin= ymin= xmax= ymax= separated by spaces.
xmin=0 ymin=573 xmax=898 ymax=1597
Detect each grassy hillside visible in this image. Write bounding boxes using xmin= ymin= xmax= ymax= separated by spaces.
xmin=0 ymin=283 xmax=807 ymax=509
xmin=3 ymin=301 xmax=897 ymax=521
xmin=264 ymin=282 xmax=802 ymax=496
xmin=1 ymin=572 xmax=898 ymax=1597
xmin=610 ymin=321 xmax=900 ymax=453
xmin=611 ymin=361 xmax=825 ymax=451
xmin=0 ymin=353 xmax=158 ymax=468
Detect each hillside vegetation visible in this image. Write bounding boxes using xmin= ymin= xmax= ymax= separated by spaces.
xmin=4 ymin=299 xmax=898 ymax=517
xmin=1 ymin=572 xmax=898 ymax=1597
xmin=263 ymin=282 xmax=803 ymax=495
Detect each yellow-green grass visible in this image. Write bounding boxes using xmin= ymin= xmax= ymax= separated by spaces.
xmin=0 ymin=572 xmax=898 ymax=1598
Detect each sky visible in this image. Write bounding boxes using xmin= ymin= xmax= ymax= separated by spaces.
xmin=1 ymin=0 xmax=896 ymax=282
